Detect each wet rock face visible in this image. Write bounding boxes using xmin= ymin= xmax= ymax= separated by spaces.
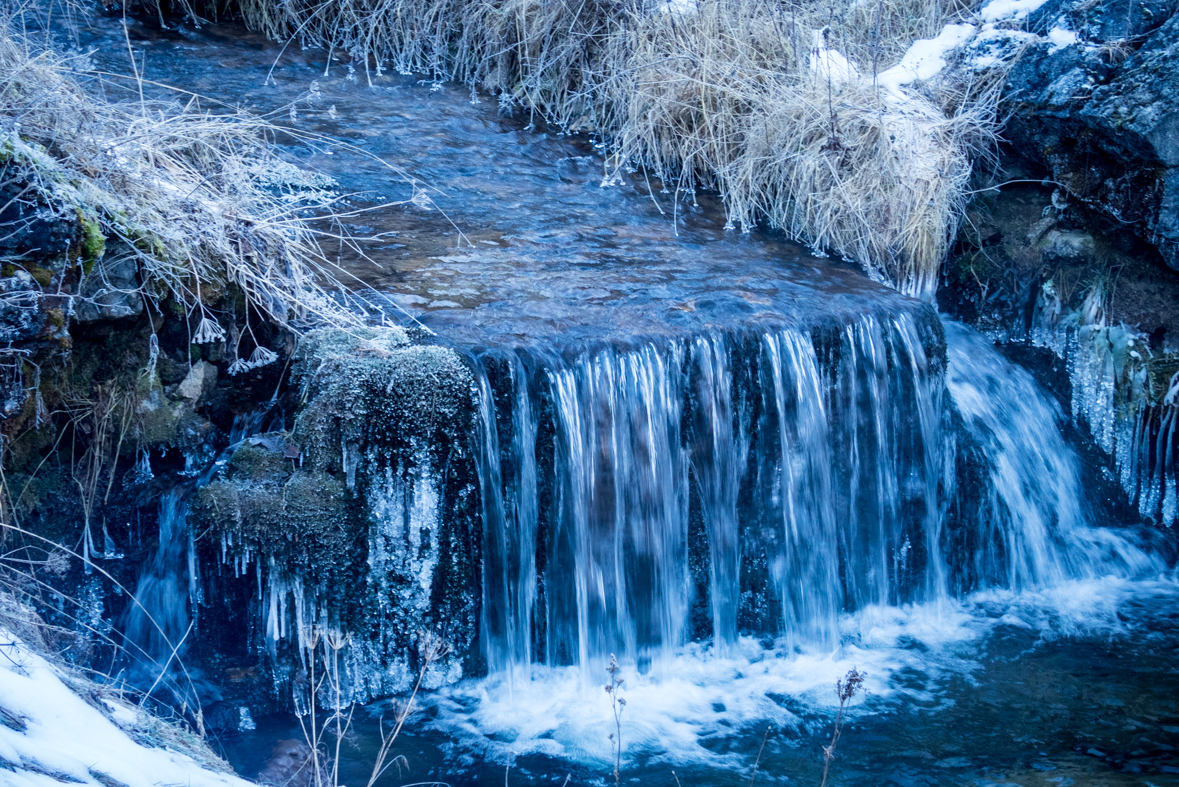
xmin=1003 ymin=0 xmax=1179 ymax=272
xmin=942 ymin=182 xmax=1179 ymax=343
xmin=0 ymin=179 xmax=76 ymax=354
xmin=0 ymin=179 xmax=77 ymax=268
xmin=72 ymin=243 xmax=144 ymax=323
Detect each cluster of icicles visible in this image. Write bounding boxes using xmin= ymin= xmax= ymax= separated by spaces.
xmin=1033 ymin=285 xmax=1178 ymax=528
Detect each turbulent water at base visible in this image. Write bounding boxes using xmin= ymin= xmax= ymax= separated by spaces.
xmin=68 ymin=14 xmax=1179 ymax=786
xmin=944 ymin=323 xmax=1156 ymax=590
xmin=472 ymin=315 xmax=947 ymax=682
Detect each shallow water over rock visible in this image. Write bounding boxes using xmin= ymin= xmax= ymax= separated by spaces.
xmin=74 ymin=16 xmax=910 ymax=349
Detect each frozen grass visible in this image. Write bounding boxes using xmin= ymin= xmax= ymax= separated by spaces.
xmin=0 ymin=7 xmax=368 ymax=336
xmin=598 ymin=0 xmax=1000 ymax=296
xmin=206 ymin=0 xmax=1002 ymax=298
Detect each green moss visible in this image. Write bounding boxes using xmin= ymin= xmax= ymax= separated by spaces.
xmin=13 ymin=466 xmax=77 ymax=526
xmin=227 ymin=442 xmax=293 ymax=483
xmin=139 ymin=399 xmax=182 ymax=446
xmin=46 ymin=309 xmax=65 ymax=329
xmin=0 ymin=264 xmax=53 ymax=286
xmin=127 ymin=228 xmax=168 ymax=262
xmin=4 ymin=421 xmax=55 ymax=476
xmin=27 ymin=266 xmax=53 ymax=288
xmin=76 ymin=210 xmax=106 ymax=274
xmin=191 ymin=468 xmax=353 ymax=574
xmin=291 ymin=328 xmax=470 ymax=472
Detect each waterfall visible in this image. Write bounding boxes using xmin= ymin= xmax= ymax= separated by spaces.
xmin=124 ymin=408 xmax=273 ymax=692
xmin=468 ymin=315 xmax=1159 ymax=680
xmin=549 ymin=342 xmax=690 ymax=675
xmin=944 ymin=321 xmax=1157 ymax=591
xmin=176 ymin=310 xmax=1163 ymax=711
xmin=124 ymin=492 xmax=191 ymax=673
xmin=692 ymin=333 xmax=748 ymax=654
xmin=471 ymin=313 xmax=927 ymax=675
xmin=475 ymin=351 xmax=540 ymax=686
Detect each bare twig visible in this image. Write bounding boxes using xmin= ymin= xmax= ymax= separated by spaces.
xmin=604 ymin=654 xmax=626 ymax=786
xmin=819 ymin=667 xmax=865 ymax=787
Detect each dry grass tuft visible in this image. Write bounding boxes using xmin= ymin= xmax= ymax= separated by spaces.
xmin=596 ymin=0 xmax=1000 ymax=297
xmin=0 ymin=9 xmax=366 ymax=335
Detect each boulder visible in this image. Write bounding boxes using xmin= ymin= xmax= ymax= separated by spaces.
xmin=177 ymin=360 xmax=218 ymax=403
xmin=0 ymin=270 xmax=48 ymax=344
xmin=1003 ymin=1 xmax=1179 ymax=272
xmin=190 ymin=329 xmax=481 ymax=703
xmin=72 ymin=243 xmax=144 ymax=323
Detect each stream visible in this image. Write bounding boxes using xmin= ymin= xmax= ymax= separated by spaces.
xmin=67 ymin=12 xmax=1179 ymax=787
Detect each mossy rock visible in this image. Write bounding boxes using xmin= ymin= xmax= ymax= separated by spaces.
xmin=227 ymin=442 xmax=294 ymax=484
xmin=193 ymin=469 xmax=352 ymax=571
xmin=76 ymin=209 xmax=106 ymax=273
xmin=291 ymin=328 xmax=474 ymax=473
xmin=194 ymin=328 xmax=484 ymax=699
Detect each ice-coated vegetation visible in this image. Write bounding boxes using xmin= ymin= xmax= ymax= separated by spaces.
xmin=187 ymin=328 xmax=480 ymax=704
xmin=0 ymin=7 xmax=368 ymax=340
xmin=1033 ymin=285 xmax=1179 ymax=527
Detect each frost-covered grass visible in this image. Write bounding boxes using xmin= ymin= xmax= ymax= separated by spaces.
xmin=0 ymin=8 xmax=367 ymax=336
xmin=590 ymin=0 xmax=1001 ymax=299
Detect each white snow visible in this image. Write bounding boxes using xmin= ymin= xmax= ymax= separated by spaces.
xmin=876 ymin=23 xmax=977 ymax=96
xmin=810 ymin=29 xmax=862 ymax=84
xmin=656 ymin=0 xmax=696 ymax=15
xmin=0 ymin=626 xmax=253 ymax=787
xmin=1047 ymin=26 xmax=1080 ymax=51
xmin=978 ymin=0 xmax=1050 ymax=23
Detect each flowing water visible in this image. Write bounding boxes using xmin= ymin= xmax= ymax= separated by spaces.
xmin=70 ymin=13 xmax=1179 ymax=786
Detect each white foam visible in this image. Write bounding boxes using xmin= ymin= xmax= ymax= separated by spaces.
xmin=419 ymin=576 xmax=1176 ymax=770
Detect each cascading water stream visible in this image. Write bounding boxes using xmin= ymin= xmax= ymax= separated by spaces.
xmin=475 ymin=351 xmax=540 ymax=688
xmin=467 ymin=316 xmax=1161 ymax=689
xmin=387 ymin=314 xmax=1173 ymax=779
xmin=124 ymin=407 xmax=274 ymax=692
xmin=691 ymin=333 xmax=749 ymax=654
xmin=944 ymin=321 xmax=1158 ymax=589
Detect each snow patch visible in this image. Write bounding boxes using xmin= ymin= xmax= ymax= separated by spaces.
xmin=656 ymin=0 xmax=696 ymax=14
xmin=1047 ymin=27 xmax=1079 ymax=52
xmin=810 ymin=28 xmax=861 ymax=84
xmin=979 ymin=0 xmax=1050 ymax=23
xmin=0 ymin=626 xmax=250 ymax=787
xmin=877 ymin=24 xmax=976 ymax=95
